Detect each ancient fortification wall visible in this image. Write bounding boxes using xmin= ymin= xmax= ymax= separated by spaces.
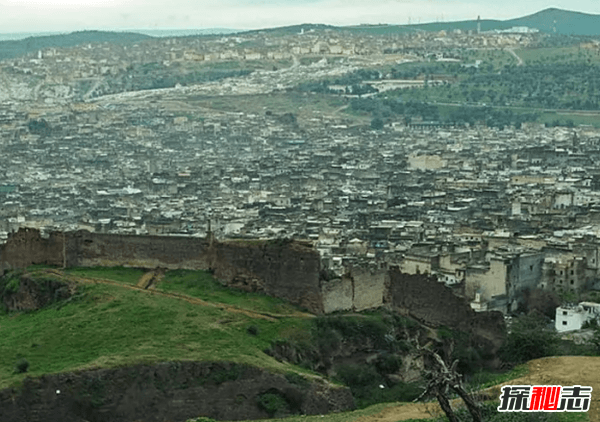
xmin=0 ymin=228 xmax=323 ymax=313
xmin=321 ymin=267 xmax=389 ymax=313
xmin=0 ymin=228 xmax=504 ymax=345
xmin=389 ymin=269 xmax=506 ymax=353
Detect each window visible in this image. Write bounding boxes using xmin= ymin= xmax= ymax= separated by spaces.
xmin=571 ymin=280 xmax=574 ymax=285
xmin=571 ymin=270 xmax=574 ymax=275
xmin=530 ymin=265 xmax=533 ymax=271
xmin=563 ymin=311 xmax=568 ymax=315
xmin=562 ymin=321 xmax=568 ymax=325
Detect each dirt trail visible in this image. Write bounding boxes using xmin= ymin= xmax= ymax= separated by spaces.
xmin=41 ymin=269 xmax=315 ymax=321
xmin=136 ymin=269 xmax=165 ymax=289
xmin=356 ymin=356 xmax=600 ymax=422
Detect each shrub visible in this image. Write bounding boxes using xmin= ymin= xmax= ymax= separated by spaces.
xmin=500 ymin=313 xmax=558 ymax=364
xmin=14 ymin=358 xmax=29 ymax=374
xmin=256 ymin=391 xmax=289 ymax=416
xmin=376 ymin=353 xmax=403 ymax=373
xmin=284 ymin=372 xmax=310 ymax=389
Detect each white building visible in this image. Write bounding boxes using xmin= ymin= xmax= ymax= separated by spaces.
xmin=555 ymin=302 xmax=600 ymax=332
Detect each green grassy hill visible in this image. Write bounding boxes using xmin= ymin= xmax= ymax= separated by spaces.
xmin=0 ymin=30 xmax=152 ymax=61
xmin=0 ymin=266 xmax=312 ymax=390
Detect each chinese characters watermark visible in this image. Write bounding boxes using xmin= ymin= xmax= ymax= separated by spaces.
xmin=498 ymin=385 xmax=592 ymax=412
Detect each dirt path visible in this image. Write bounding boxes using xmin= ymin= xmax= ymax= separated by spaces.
xmin=507 ymin=48 xmax=524 ymax=66
xmin=356 ymin=356 xmax=600 ymax=422
xmin=41 ymin=269 xmax=315 ymax=321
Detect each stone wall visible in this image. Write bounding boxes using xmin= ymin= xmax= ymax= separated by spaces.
xmin=389 ymin=269 xmax=506 ymax=354
xmin=321 ymin=267 xmax=388 ymax=313
xmin=0 ymin=228 xmax=505 ymax=336
xmin=352 ymin=267 xmax=388 ymax=311
xmin=322 ymin=276 xmax=353 ymax=313
xmin=0 ymin=229 xmax=323 ymax=313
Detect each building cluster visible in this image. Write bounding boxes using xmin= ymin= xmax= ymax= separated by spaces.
xmin=0 ymin=27 xmax=598 ymax=322
xmin=2 ymin=91 xmax=600 ymax=315
xmin=0 ymin=27 xmax=541 ymax=103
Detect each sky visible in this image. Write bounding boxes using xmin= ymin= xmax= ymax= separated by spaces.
xmin=1 ymin=0 xmax=600 ymax=34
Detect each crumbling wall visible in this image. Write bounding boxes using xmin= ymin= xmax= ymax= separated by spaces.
xmin=351 ymin=267 xmax=388 ymax=311
xmin=65 ymin=230 xmax=211 ymax=269
xmin=322 ymin=277 xmax=353 ymax=313
xmin=0 ymin=228 xmax=64 ymax=270
xmin=0 ymin=229 xmax=323 ymax=313
xmin=321 ymin=267 xmax=388 ymax=313
xmin=390 ymin=270 xmax=473 ymax=327
xmin=209 ymin=240 xmax=323 ymax=313
xmin=389 ymin=269 xmax=506 ymax=354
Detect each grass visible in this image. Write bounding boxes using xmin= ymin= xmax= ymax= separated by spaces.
xmin=516 ymin=46 xmax=600 ymax=65
xmin=186 ymin=92 xmax=348 ymax=122
xmin=466 ymin=363 xmax=529 ymax=390
xmin=239 ymin=399 xmax=590 ymax=422
xmin=0 ymin=279 xmax=313 ymax=389
xmin=156 ymin=269 xmax=302 ymax=315
xmin=237 ymin=402 xmax=405 ymax=422
xmin=538 ymin=111 xmax=600 ymax=128
xmin=64 ymin=266 xmax=146 ymax=285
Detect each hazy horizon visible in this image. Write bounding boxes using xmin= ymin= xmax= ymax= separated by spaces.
xmin=1 ymin=1 xmax=600 ymax=35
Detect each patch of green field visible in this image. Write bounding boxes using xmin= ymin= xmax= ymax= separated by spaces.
xmin=0 ymin=281 xmax=311 ymax=389
xmin=516 ymin=46 xmax=600 ymax=65
xmin=466 ymin=363 xmax=529 ymax=390
xmin=538 ymin=111 xmax=600 ymax=128
xmin=226 ymin=402 xmax=404 ymax=422
xmin=463 ymin=49 xmax=516 ymax=69
xmin=156 ymin=269 xmax=301 ymax=315
xmin=188 ymin=92 xmax=348 ymax=121
xmin=64 ymin=266 xmax=145 ymax=285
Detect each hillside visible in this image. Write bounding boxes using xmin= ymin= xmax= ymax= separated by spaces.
xmin=0 ymin=30 xmax=152 ymax=61
xmin=341 ymin=8 xmax=600 ymax=35
xmin=0 ymin=266 xmax=427 ymax=421
xmin=1 ymin=266 xmax=598 ymax=422
xmin=2 ymin=7 xmax=600 ymax=63
xmin=0 ymin=266 xmax=310 ymax=390
xmin=510 ymin=8 xmax=600 ymax=36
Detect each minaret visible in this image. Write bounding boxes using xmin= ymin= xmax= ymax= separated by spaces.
xmin=477 ymin=15 xmax=481 ymax=34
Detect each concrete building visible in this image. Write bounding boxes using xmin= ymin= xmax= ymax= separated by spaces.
xmin=555 ymin=302 xmax=600 ymax=332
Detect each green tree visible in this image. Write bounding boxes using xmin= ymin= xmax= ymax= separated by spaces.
xmin=499 ymin=313 xmax=558 ymax=364
xmin=370 ymin=117 xmax=384 ymax=130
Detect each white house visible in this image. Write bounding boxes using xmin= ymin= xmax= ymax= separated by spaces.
xmin=555 ymin=302 xmax=600 ymax=332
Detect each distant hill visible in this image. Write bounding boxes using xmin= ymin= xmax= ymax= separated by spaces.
xmin=340 ymin=8 xmax=600 ymax=36
xmin=0 ymin=30 xmax=152 ymax=61
xmin=507 ymin=8 xmax=600 ymax=36
xmin=242 ymin=23 xmax=337 ymax=37
xmin=1 ymin=8 xmax=600 ymax=62
xmin=133 ymin=28 xmax=240 ymax=37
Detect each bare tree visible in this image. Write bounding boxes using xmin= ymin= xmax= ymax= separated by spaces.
xmin=414 ymin=342 xmax=482 ymax=422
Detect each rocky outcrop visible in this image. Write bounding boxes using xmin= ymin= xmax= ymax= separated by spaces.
xmin=0 ymin=362 xmax=354 ymax=422
xmin=1 ymin=274 xmax=72 ymax=312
